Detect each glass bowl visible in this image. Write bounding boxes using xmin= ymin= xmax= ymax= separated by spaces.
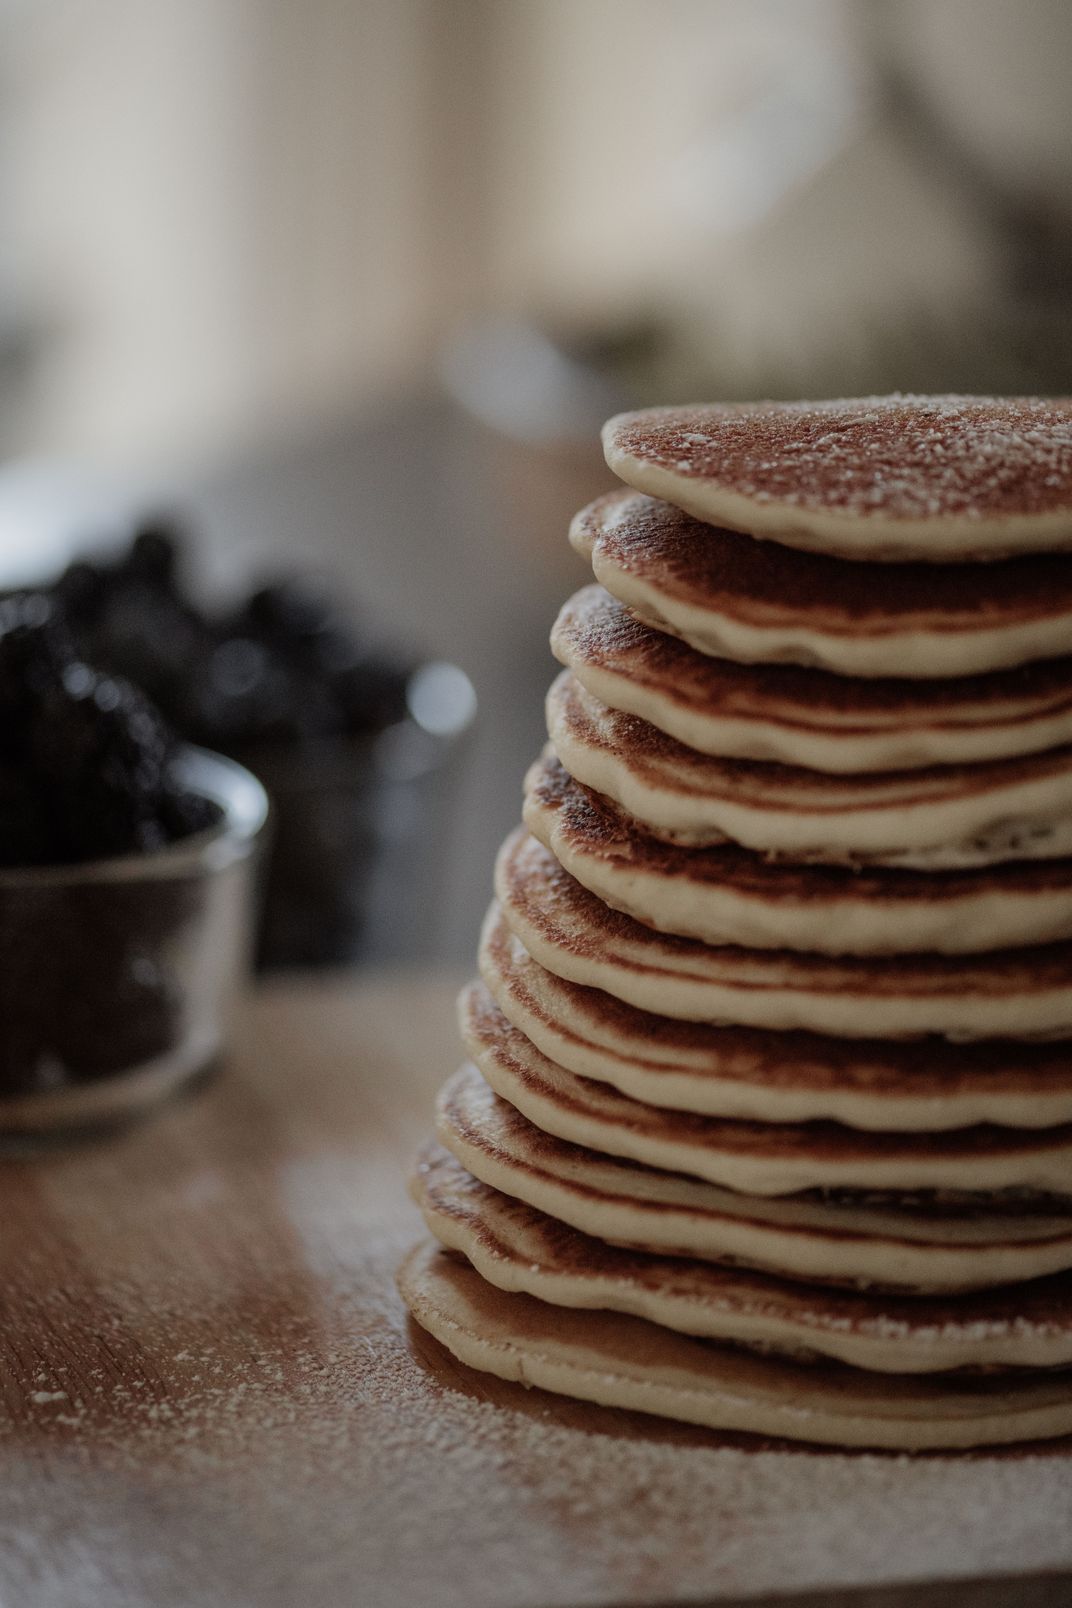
xmin=0 ymin=747 xmax=267 ymax=1137
xmin=236 ymin=660 xmax=477 ymax=969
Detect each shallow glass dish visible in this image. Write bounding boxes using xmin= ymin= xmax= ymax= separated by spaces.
xmin=0 ymin=748 xmax=267 ymax=1137
xmin=238 ymin=659 xmax=477 ymax=969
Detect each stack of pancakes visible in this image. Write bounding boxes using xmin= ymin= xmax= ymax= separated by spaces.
xmin=400 ymin=396 xmax=1072 ymax=1450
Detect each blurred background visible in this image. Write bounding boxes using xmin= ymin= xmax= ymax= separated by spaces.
xmin=0 ymin=0 xmax=1070 ymax=967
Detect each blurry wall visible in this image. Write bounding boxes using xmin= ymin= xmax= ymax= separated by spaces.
xmin=480 ymin=0 xmax=860 ymax=313
xmin=2 ymin=0 xmax=1071 ymax=475
xmin=0 ymin=0 xmax=482 ymax=464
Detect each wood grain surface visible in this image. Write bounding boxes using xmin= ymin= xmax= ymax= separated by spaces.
xmin=0 ymin=974 xmax=1070 ymax=1608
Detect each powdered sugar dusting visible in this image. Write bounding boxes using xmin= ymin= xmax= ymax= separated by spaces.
xmin=9 ymin=1219 xmax=1072 ymax=1607
xmin=610 ymin=396 xmax=1072 ymax=524
xmin=328 ymin=1300 xmax=1072 ymax=1604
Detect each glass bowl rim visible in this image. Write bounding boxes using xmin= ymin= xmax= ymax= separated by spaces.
xmin=0 ymin=746 xmax=268 ymax=888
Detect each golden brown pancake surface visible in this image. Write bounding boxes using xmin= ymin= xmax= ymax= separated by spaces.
xmin=479 ymin=907 xmax=1072 ymax=1131
xmin=399 ymin=1241 xmax=1072 ymax=1448
xmin=413 ymin=1145 xmax=1072 ymax=1374
xmin=495 ymin=828 xmax=1072 ymax=1040
xmin=572 ymin=488 xmax=1072 ymax=676
xmin=547 ymin=671 xmax=1072 ymax=861
xmin=524 ymin=748 xmax=1072 ymax=955
xmin=460 ymin=980 xmax=1072 ymax=1199
xmin=603 ymin=396 xmax=1072 ymax=560
xmin=435 ymin=1064 xmax=1072 ymax=1293
xmin=552 ymin=586 xmax=1072 ymax=772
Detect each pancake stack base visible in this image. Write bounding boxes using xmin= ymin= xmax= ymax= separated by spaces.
xmin=400 ymin=396 xmax=1072 ymax=1450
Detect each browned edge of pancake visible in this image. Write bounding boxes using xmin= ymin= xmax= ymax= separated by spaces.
xmin=572 ymin=487 xmax=1072 ymax=633
xmin=526 ymin=747 xmax=1072 ymax=906
xmin=413 ymin=1142 xmax=1072 ymax=1367
xmin=480 ymin=904 xmax=1072 ymax=1108
xmin=497 ymin=826 xmax=1072 ymax=995
xmin=461 ymin=978 xmax=1072 ymax=1175
xmin=605 ymin=397 xmax=1072 ymax=528
xmin=554 ymin=585 xmax=1072 ymax=724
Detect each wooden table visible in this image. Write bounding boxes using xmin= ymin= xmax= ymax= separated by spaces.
xmin=1 ymin=976 xmax=1070 ymax=1608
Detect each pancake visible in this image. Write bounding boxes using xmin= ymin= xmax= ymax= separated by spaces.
xmin=399 ymin=1242 xmax=1072 ymax=1449
xmin=459 ymin=984 xmax=1072 ymax=1199
xmin=495 ymin=829 xmax=1072 ymax=1041
xmin=552 ymin=587 xmax=1072 ymax=773
xmin=479 ymin=908 xmax=1072 ymax=1133
xmin=435 ymin=1065 xmax=1072 ymax=1293
xmin=571 ymin=488 xmax=1072 ymax=679
xmin=547 ymin=671 xmax=1072 ymax=863
xmin=413 ymin=1146 xmax=1072 ymax=1374
xmin=602 ymin=397 xmax=1072 ymax=561
xmin=524 ymin=750 xmax=1072 ymax=956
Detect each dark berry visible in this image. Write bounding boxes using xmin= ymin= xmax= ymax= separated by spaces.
xmin=245 ymin=579 xmax=340 ymax=646
xmin=55 ymin=559 xmax=108 ymax=627
xmin=179 ymin=637 xmax=296 ymax=745
xmin=306 ymin=622 xmax=365 ymax=679
xmin=334 ymin=655 xmax=410 ymax=732
xmin=0 ymin=592 xmax=73 ymax=746
xmin=0 ymin=763 xmax=53 ymax=866
xmin=123 ymin=519 xmax=183 ymax=590
xmin=30 ymin=668 xmax=173 ymax=860
xmin=83 ymin=582 xmax=204 ymax=713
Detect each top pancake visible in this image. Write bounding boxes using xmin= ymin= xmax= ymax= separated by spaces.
xmin=572 ymin=489 xmax=1072 ymax=678
xmin=603 ymin=397 xmax=1072 ymax=561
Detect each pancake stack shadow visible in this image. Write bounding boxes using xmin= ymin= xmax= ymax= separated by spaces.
xmin=400 ymin=396 xmax=1072 ymax=1450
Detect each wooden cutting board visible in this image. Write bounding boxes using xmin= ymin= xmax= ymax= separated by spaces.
xmin=0 ymin=975 xmax=1069 ymax=1608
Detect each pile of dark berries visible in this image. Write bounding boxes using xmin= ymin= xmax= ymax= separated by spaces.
xmin=1 ymin=518 xmax=420 ymax=981
xmin=55 ymin=519 xmax=412 ymax=757
xmin=0 ymin=589 xmax=218 ymax=867
xmin=0 ymin=516 xmax=422 ymax=1088
xmin=0 ymin=520 xmax=414 ymax=868
xmin=0 ymin=581 xmax=222 ymax=1093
